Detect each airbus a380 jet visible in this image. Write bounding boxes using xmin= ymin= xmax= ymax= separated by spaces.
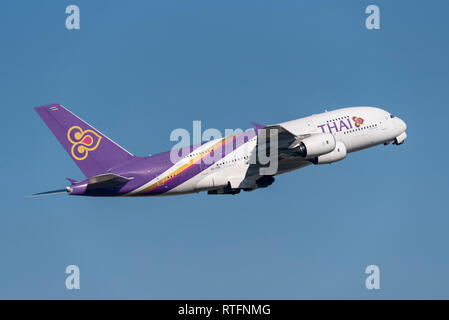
xmin=33 ymin=104 xmax=407 ymax=197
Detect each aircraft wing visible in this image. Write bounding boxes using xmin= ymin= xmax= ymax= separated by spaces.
xmin=208 ymin=124 xmax=312 ymax=195
xmin=256 ymin=124 xmax=311 ymax=157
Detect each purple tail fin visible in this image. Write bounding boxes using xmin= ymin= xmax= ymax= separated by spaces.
xmin=35 ymin=104 xmax=135 ymax=178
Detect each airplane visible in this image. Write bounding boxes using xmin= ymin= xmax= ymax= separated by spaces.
xmin=32 ymin=104 xmax=407 ymax=197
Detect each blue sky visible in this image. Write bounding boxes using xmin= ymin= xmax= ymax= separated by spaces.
xmin=1 ymin=0 xmax=448 ymax=299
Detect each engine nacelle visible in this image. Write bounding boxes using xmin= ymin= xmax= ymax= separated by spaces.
xmin=312 ymin=141 xmax=347 ymax=164
xmin=256 ymin=175 xmax=275 ymax=188
xmin=297 ymin=133 xmax=336 ymax=158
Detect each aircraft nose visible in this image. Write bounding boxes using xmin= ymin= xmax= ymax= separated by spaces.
xmin=396 ymin=117 xmax=407 ymax=132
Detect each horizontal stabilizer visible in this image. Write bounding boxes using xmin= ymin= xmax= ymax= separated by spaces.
xmin=81 ymin=173 xmax=134 ymax=195
xmin=88 ymin=173 xmax=134 ymax=185
xmin=67 ymin=178 xmax=78 ymax=185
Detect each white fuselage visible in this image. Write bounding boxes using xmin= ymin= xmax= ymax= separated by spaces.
xmin=129 ymin=106 xmax=407 ymax=195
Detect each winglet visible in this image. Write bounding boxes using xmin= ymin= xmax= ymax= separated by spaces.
xmin=250 ymin=122 xmax=266 ymax=130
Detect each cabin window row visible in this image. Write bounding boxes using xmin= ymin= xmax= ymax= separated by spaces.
xmin=343 ymin=124 xmax=377 ymax=134
xmin=327 ymin=115 xmax=349 ymax=123
xmin=216 ymin=156 xmax=249 ymax=166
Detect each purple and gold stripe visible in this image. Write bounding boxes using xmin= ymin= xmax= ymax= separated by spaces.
xmin=131 ymin=130 xmax=257 ymax=195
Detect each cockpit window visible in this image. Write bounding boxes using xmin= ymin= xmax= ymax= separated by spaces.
xmin=390 ymin=114 xmax=395 ymax=118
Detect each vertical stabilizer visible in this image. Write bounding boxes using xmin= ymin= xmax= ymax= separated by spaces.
xmin=35 ymin=104 xmax=134 ymax=178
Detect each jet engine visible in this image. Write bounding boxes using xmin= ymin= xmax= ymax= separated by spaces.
xmin=311 ymin=141 xmax=347 ymax=164
xmin=256 ymin=175 xmax=275 ymax=188
xmin=296 ymin=133 xmax=336 ymax=158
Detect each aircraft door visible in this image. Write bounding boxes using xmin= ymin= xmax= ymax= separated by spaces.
xmin=379 ymin=114 xmax=389 ymax=131
xmin=306 ymin=119 xmax=317 ymax=133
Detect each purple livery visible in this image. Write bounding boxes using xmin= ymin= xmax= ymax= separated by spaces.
xmin=32 ymin=104 xmax=407 ymax=197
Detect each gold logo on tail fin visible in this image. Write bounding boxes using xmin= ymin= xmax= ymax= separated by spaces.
xmin=67 ymin=126 xmax=102 ymax=160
